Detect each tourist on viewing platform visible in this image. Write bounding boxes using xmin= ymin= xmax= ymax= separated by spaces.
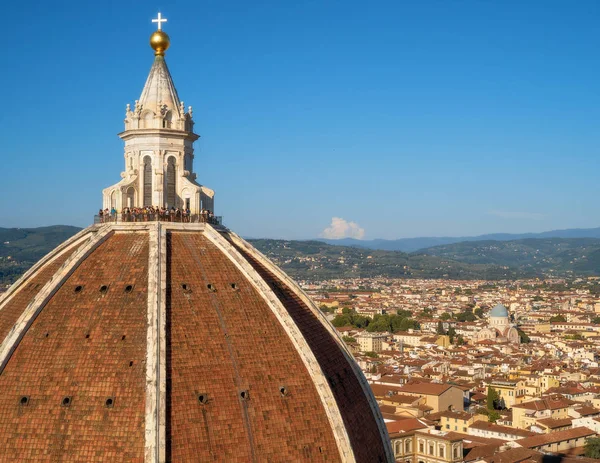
xmin=98 ymin=206 xmax=219 ymax=224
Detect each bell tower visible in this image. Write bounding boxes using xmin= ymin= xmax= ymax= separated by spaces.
xmin=102 ymin=13 xmax=214 ymax=213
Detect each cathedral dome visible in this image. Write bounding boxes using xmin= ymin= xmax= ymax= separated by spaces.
xmin=0 ymin=14 xmax=393 ymax=462
xmin=0 ymin=226 xmax=392 ymax=461
xmin=490 ymin=303 xmax=509 ymax=318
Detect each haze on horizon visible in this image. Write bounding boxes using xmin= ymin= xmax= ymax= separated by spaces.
xmin=1 ymin=1 xmax=598 ymax=240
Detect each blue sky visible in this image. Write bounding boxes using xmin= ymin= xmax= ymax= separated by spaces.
xmin=1 ymin=0 xmax=599 ymax=239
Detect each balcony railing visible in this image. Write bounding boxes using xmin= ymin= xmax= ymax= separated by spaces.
xmin=94 ymin=213 xmax=223 ymax=226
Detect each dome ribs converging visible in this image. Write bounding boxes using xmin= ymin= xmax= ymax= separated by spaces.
xmin=0 ymin=221 xmax=394 ymax=461
xmin=166 ymin=231 xmax=341 ymax=461
xmin=222 ymin=232 xmax=393 ymax=463
xmin=0 ymin=232 xmax=149 ymax=462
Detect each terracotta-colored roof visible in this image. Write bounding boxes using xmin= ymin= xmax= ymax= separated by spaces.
xmin=483 ymin=447 xmax=540 ymax=463
xmin=469 ymin=421 xmax=535 ymax=438
xmin=399 ymin=382 xmax=453 ymax=396
xmin=386 ymin=418 xmax=429 ymax=434
xmin=535 ymin=417 xmax=573 ymax=429
xmin=516 ymin=426 xmax=596 ymax=449
xmin=386 ymin=394 xmax=425 ymax=405
xmin=438 ymin=410 xmax=475 ymax=421
xmin=512 ymin=396 xmax=575 ymax=411
xmin=464 ymin=444 xmax=502 ymax=462
xmin=575 ymin=406 xmax=600 ymax=417
xmin=370 ymin=383 xmax=404 ymax=398
xmin=414 ymin=430 xmax=463 ymax=442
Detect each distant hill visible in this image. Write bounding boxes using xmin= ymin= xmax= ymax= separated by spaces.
xmin=317 ymin=227 xmax=600 ymax=252
xmin=0 ymin=226 xmax=82 ymax=286
xmin=417 ymin=237 xmax=600 ymax=276
xmin=2 ymin=226 xmax=599 ymax=287
xmin=248 ymin=239 xmax=528 ymax=281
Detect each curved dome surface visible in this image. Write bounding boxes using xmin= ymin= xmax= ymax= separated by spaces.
xmin=490 ymin=304 xmax=509 ymax=318
xmin=0 ymin=222 xmax=392 ymax=462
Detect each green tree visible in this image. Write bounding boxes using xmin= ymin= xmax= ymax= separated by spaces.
xmin=474 ymin=307 xmax=484 ymax=318
xmin=319 ymin=304 xmax=334 ymax=313
xmin=440 ymin=313 xmax=451 ymax=321
xmin=366 ymin=314 xmax=391 ymax=333
xmin=342 ymin=336 xmax=356 ymax=343
xmin=591 ymin=316 xmax=600 ymax=325
xmin=447 ymin=327 xmax=456 ymax=344
xmin=332 ymin=314 xmax=352 ymax=327
xmin=517 ymin=328 xmax=530 ymax=343
xmin=342 ymin=307 xmax=353 ymax=314
xmin=456 ymin=311 xmax=477 ymax=322
xmin=488 ymin=410 xmax=500 ymax=423
xmin=549 ymin=314 xmax=567 ymax=323
xmin=396 ymin=309 xmax=412 ymax=318
xmin=364 ymin=351 xmax=378 ymax=358
xmin=353 ymin=315 xmax=370 ymax=329
xmin=487 ymin=386 xmax=500 ymax=410
xmin=585 ymin=437 xmax=600 ymax=459
xmin=436 ymin=321 xmax=446 ymax=335
xmin=456 ymin=335 xmax=466 ymax=346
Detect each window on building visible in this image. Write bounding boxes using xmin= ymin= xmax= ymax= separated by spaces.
xmin=439 ymin=446 xmax=444 ymax=458
xmin=166 ymin=156 xmax=177 ymax=208
xmin=405 ymin=441 xmax=410 ymax=453
xmin=454 ymin=447 xmax=459 ymax=459
xmin=419 ymin=443 xmax=424 ymax=453
xmin=143 ymin=156 xmax=152 ymax=206
xmin=445 ymin=424 xmax=450 ymax=429
xmin=429 ymin=444 xmax=434 ymax=455
xmin=163 ymin=111 xmax=172 ymax=129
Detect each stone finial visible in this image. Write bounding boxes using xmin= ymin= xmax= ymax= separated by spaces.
xmin=126 ymin=103 xmax=131 ymax=114
xmin=188 ymin=106 xmax=193 ymax=117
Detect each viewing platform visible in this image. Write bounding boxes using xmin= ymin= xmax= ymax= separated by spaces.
xmin=94 ymin=213 xmax=223 ymax=225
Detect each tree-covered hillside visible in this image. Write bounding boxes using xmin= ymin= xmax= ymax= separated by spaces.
xmin=0 ymin=226 xmax=82 ymax=286
xmin=2 ymin=227 xmax=599 ymax=288
xmin=418 ymin=238 xmax=600 ymax=276
xmin=249 ymin=239 xmax=527 ymax=281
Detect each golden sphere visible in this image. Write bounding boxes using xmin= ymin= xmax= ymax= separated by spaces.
xmin=150 ymin=30 xmax=170 ymax=55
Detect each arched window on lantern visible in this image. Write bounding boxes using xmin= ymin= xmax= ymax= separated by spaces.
xmin=166 ymin=156 xmax=176 ymax=208
xmin=143 ymin=156 xmax=152 ymax=206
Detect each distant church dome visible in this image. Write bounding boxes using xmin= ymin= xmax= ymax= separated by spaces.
xmin=0 ymin=15 xmax=392 ymax=463
xmin=490 ymin=303 xmax=509 ymax=318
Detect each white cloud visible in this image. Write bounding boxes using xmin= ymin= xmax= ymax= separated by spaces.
xmin=319 ymin=217 xmax=365 ymax=239
xmin=487 ymin=210 xmax=545 ymax=220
